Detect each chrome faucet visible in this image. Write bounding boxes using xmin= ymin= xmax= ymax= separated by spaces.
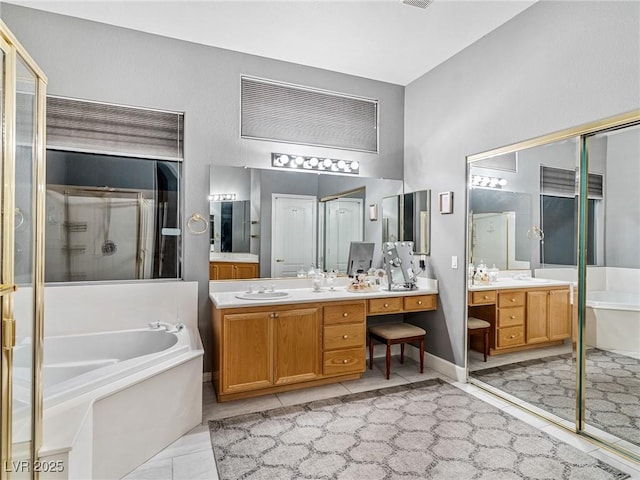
xmin=148 ymin=321 xmax=185 ymax=333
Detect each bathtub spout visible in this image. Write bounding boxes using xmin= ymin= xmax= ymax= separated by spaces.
xmin=148 ymin=322 xmax=184 ymax=333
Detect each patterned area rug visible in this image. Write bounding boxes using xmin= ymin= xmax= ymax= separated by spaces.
xmin=209 ymin=379 xmax=630 ymax=479
xmin=472 ymin=349 xmax=640 ymax=446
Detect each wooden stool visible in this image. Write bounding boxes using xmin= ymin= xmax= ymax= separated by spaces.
xmin=468 ymin=317 xmax=491 ymax=362
xmin=368 ymin=323 xmax=426 ymax=380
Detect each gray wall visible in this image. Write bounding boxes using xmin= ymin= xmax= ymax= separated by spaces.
xmin=1 ymin=4 xmax=405 ymax=372
xmin=605 ymin=127 xmax=640 ymax=268
xmin=404 ymin=1 xmax=639 ymax=366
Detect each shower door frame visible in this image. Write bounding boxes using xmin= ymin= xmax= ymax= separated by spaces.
xmin=465 ymin=109 xmax=640 ymax=462
xmin=0 ymin=19 xmax=47 ymax=480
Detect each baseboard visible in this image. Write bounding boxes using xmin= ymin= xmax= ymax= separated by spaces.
xmin=401 ymin=345 xmax=467 ymax=382
xmin=202 ymin=371 xmax=212 ymax=383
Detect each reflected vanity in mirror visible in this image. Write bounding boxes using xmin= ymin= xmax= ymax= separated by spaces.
xmin=210 ymin=165 xmax=421 ymax=278
xmin=466 ymin=113 xmax=640 ymax=460
xmin=381 ymin=191 xmax=430 ymax=255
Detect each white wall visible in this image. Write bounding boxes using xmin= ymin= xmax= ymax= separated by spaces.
xmin=404 ymin=1 xmax=640 ymax=366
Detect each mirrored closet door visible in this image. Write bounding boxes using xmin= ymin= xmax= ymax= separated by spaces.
xmin=466 ymin=112 xmax=640 ymax=462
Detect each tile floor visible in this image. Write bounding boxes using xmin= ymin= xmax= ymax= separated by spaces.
xmin=124 ymin=356 xmax=640 ymax=480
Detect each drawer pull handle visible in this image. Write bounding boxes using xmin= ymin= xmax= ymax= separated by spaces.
xmin=384 ymin=303 xmax=389 ymax=308
xmin=510 ymin=315 xmax=516 ymax=319
xmin=483 ymin=295 xmax=489 ymax=299
xmin=343 ymin=335 xmax=348 ymax=339
xmin=417 ymin=300 xmax=423 ymax=305
xmin=343 ymin=359 xmax=348 ymax=364
xmin=343 ymin=313 xmax=348 ymax=317
xmin=509 ymin=334 xmax=516 ymax=339
xmin=510 ymin=298 xmax=516 ymax=302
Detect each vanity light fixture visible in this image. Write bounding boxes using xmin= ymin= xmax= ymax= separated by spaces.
xmin=208 ymin=193 xmax=237 ymax=201
xmin=272 ymin=153 xmax=360 ymax=175
xmin=470 ymin=175 xmax=507 ymax=189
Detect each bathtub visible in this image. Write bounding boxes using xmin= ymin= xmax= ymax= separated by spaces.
xmin=12 ymin=326 xmax=204 ymax=479
xmin=586 ymin=290 xmax=640 ymax=355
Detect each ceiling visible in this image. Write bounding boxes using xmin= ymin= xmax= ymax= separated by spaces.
xmin=7 ymin=0 xmax=537 ymax=85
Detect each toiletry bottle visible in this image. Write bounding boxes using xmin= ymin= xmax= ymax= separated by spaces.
xmin=468 ymin=262 xmax=475 ymax=286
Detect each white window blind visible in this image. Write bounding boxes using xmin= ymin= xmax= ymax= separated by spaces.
xmin=47 ymin=96 xmax=184 ymax=161
xmin=241 ymin=76 xmax=378 ymax=153
xmin=540 ymin=166 xmax=603 ymax=199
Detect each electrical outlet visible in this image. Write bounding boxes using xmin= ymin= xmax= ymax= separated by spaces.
xmin=451 ymin=256 xmax=458 ymax=269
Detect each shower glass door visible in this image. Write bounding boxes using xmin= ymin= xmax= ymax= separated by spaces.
xmin=0 ymin=20 xmax=47 ymax=480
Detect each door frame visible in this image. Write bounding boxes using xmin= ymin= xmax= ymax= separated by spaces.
xmin=0 ymin=19 xmax=47 ymax=479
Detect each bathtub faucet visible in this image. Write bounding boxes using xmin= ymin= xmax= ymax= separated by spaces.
xmin=148 ymin=321 xmax=185 ymax=333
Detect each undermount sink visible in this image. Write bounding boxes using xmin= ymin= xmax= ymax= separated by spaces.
xmin=235 ymin=291 xmax=290 ymax=300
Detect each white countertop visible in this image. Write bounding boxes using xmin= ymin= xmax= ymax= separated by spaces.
xmin=468 ymin=276 xmax=574 ymax=291
xmin=210 ymin=277 xmax=438 ymax=309
xmin=209 ymin=252 xmax=259 ymax=263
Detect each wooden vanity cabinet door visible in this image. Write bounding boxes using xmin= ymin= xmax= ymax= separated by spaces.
xmin=526 ymin=290 xmax=550 ymax=344
xmin=548 ymin=288 xmax=571 ymax=340
xmin=235 ymin=263 xmax=259 ymax=279
xmin=222 ymin=311 xmax=273 ymax=393
xmin=273 ymin=307 xmax=322 ymax=385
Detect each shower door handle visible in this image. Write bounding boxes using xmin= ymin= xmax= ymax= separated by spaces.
xmin=2 ymin=316 xmax=15 ymax=350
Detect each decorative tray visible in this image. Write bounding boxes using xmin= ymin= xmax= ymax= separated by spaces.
xmin=347 ymin=284 xmax=379 ymax=293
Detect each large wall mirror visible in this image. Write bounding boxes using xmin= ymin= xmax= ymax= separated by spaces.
xmin=209 ymin=165 xmax=431 ymax=278
xmin=466 ymin=113 xmax=640 ymax=461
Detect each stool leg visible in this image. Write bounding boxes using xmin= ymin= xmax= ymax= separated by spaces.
xmin=369 ymin=336 xmax=374 ymax=370
xmin=400 ymin=343 xmax=405 ymax=364
xmin=419 ymin=337 xmax=424 ymax=373
xmin=385 ymin=343 xmax=391 ymax=380
xmin=483 ymin=329 xmax=489 ymax=362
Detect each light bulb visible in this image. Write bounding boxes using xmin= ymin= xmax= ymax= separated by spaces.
xmin=279 ymin=154 xmax=289 ymax=165
xmin=295 ymin=156 xmax=304 ymax=165
xmin=350 ymin=161 xmax=359 ymax=170
xmin=323 ymin=158 xmax=333 ymax=168
xmin=309 ymin=157 xmax=319 ymax=167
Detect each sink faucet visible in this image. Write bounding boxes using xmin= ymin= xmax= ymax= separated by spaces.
xmin=148 ymin=321 xmax=185 ymax=333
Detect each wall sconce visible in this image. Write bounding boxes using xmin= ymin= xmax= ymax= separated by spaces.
xmin=470 ymin=175 xmax=507 ymax=189
xmin=208 ymin=193 xmax=237 ymax=201
xmin=368 ymin=204 xmax=378 ymax=221
xmin=271 ymin=153 xmax=360 ymax=175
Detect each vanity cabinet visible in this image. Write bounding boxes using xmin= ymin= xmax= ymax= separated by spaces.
xmin=210 ymin=261 xmax=259 ymax=280
xmin=217 ymin=304 xmax=322 ymax=397
xmin=468 ymin=285 xmax=571 ymax=354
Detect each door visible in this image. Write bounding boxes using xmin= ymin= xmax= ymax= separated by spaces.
xmin=222 ymin=311 xmax=273 ymax=393
xmin=526 ymin=290 xmax=550 ymax=344
xmin=324 ymin=198 xmax=363 ymax=273
xmin=0 ymin=21 xmax=47 ymax=480
xmin=272 ymin=194 xmax=317 ymax=277
xmin=273 ymin=307 xmax=322 ymax=385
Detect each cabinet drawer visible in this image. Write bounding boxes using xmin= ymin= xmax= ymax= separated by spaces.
xmin=324 ymin=323 xmax=365 ymax=350
xmin=368 ymin=297 xmax=402 ymax=315
xmin=497 ymin=307 xmax=525 ymax=328
xmin=324 ymin=303 xmax=365 ymax=325
xmin=470 ymin=290 xmax=496 ymax=305
xmin=404 ymin=295 xmax=436 ymax=312
xmin=323 ymin=348 xmax=365 ymax=375
xmin=497 ymin=326 xmax=525 ymax=348
xmin=498 ymin=291 xmax=525 ymax=308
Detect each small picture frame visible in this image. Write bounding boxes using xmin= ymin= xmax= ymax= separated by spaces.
xmin=438 ymin=191 xmax=453 ymax=214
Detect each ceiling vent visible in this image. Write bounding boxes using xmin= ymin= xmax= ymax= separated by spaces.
xmin=241 ymin=76 xmax=378 ymax=153
xmin=402 ymin=0 xmax=434 ymax=9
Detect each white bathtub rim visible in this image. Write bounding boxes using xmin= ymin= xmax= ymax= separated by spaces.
xmin=13 ymin=327 xmax=201 ymax=409
xmin=586 ymin=290 xmax=640 ymax=312
xmin=39 ymin=349 xmax=203 ymax=458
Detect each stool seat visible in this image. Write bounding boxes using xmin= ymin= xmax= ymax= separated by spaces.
xmin=468 ymin=318 xmax=490 ymax=330
xmin=467 ymin=317 xmax=491 ymax=362
xmin=368 ymin=323 xmax=426 ymax=379
xmin=369 ymin=323 xmax=426 ymax=340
